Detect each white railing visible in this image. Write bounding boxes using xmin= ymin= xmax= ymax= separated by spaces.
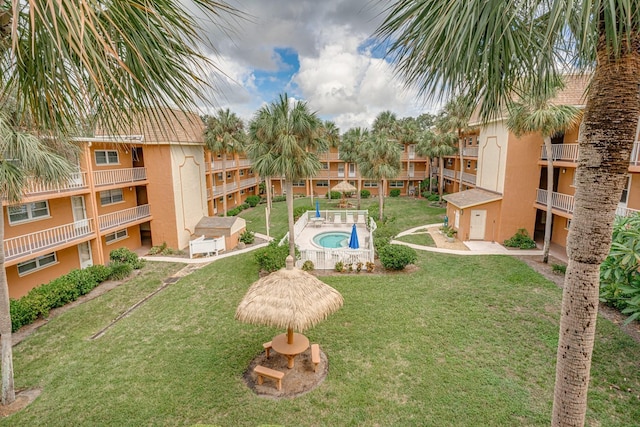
xmin=443 ymin=168 xmax=457 ymax=179
xmin=536 ymin=189 xmax=574 ymax=213
xmin=238 ymin=159 xmax=253 ymax=167
xmin=93 ymin=168 xmax=147 ymax=187
xmin=318 ymin=153 xmax=341 ymax=161
xmin=4 ymin=219 xmax=95 ymax=261
xmin=463 ymin=147 xmax=479 ymax=157
xmin=616 ymin=205 xmax=640 ymax=217
xmin=98 ymin=204 xmax=150 ymax=231
xmin=212 ymin=187 xmax=224 ymax=197
xmin=207 ymin=188 xmax=213 ymax=200
xmin=240 ymin=177 xmax=258 ymax=189
xmin=540 ymin=143 xmax=579 ymax=162
xmin=461 ymin=172 xmax=476 ymax=185
xmin=21 ymin=172 xmax=87 ymax=196
xmin=630 ymin=142 xmax=640 ymax=166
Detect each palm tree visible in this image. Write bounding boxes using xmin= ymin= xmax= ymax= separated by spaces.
xmin=204 ymin=109 xmax=246 ymax=216
xmin=417 ymin=127 xmax=457 ymax=200
xmin=245 ymin=130 xmax=275 ymax=223
xmin=250 ymin=93 xmax=326 ymax=257
xmin=378 ymin=2 xmax=639 ymax=424
xmin=0 ymin=1 xmax=240 ymax=406
xmin=437 ymin=96 xmax=474 ymax=191
xmin=507 ymin=86 xmax=582 ymax=264
xmin=319 ymin=120 xmax=340 ymax=201
xmin=341 ymin=127 xmax=370 ymax=209
xmin=359 ymin=130 xmax=401 ymax=221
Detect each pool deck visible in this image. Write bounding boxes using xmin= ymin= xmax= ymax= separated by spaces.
xmin=296 ymin=222 xmax=370 ymax=251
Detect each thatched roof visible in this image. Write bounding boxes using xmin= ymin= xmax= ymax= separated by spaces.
xmin=235 ymin=256 xmax=344 ymax=332
xmin=332 ymin=180 xmax=357 ymax=193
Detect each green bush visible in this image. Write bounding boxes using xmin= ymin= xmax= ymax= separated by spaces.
xmin=245 ymin=195 xmax=260 ymax=207
xmin=86 ymin=264 xmax=112 ymax=283
xmin=503 ymin=228 xmax=537 ymax=249
xmin=108 ymin=262 xmax=134 ymax=280
xmin=240 ymin=230 xmax=255 ymax=244
xmin=427 ymin=194 xmax=440 ymax=202
xmin=389 ymin=189 xmax=401 ymax=197
xmin=301 ymin=260 xmax=314 ymax=271
xmin=254 ymin=240 xmax=295 ymax=273
xmin=293 ymin=206 xmax=308 ymax=221
xmin=360 ymin=189 xmax=371 ymax=199
xmin=10 ymin=298 xmax=41 ymax=332
xmin=66 ymin=268 xmax=100 ymax=295
xmin=334 ymin=261 xmax=344 ymax=272
xmin=272 ymin=195 xmax=286 ymax=203
xmin=109 ymin=247 xmax=144 ymax=269
xmin=226 ymin=207 xmax=241 ymax=216
xmin=373 ymin=224 xmax=398 ymax=253
xmin=326 ymin=191 xmax=341 ymax=200
xmin=552 ymin=264 xmax=567 ymax=275
xmin=378 ymin=244 xmax=417 ymax=270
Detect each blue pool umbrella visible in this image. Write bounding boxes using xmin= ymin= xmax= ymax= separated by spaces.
xmin=315 ymin=200 xmax=321 ymax=218
xmin=349 ymin=223 xmax=359 ymax=249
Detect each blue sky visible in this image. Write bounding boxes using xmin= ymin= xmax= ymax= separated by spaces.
xmin=200 ymin=0 xmax=437 ymax=131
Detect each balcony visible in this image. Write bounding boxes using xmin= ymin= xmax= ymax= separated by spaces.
xmin=616 ymin=205 xmax=640 ymax=217
xmin=238 ymin=159 xmax=253 ymax=167
xmin=239 ymin=177 xmax=258 ymax=189
xmin=536 ymin=189 xmax=574 ymax=213
xmin=93 ymin=168 xmax=147 ymax=187
xmin=461 ymin=172 xmax=476 ymax=185
xmin=317 ymin=153 xmax=341 ymax=161
xmin=463 ymin=147 xmax=479 ymax=157
xmin=19 ymin=172 xmax=88 ymax=198
xmin=4 ymin=219 xmax=95 ymax=262
xmin=98 ymin=204 xmax=151 ymax=231
xmin=540 ymin=143 xmax=579 ymax=162
xmin=443 ymin=168 xmax=458 ymax=179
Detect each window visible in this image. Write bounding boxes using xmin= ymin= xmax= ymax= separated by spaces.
xmin=566 ymin=219 xmax=572 ymax=230
xmin=364 ymin=181 xmax=378 ymax=188
xmin=239 ymin=170 xmax=245 ymax=176
xmin=228 ymin=194 xmax=233 ymax=199
xmin=105 ymin=229 xmax=128 ymax=244
xmin=446 ymin=158 xmax=453 ymax=166
xmin=321 ymin=162 xmax=329 ymax=170
xmin=292 ymin=180 xmax=306 ymax=187
xmin=8 ymin=201 xmax=50 ymax=224
xmin=316 ymin=180 xmax=328 ymax=187
xmin=95 ymin=150 xmax=119 ymax=165
xmin=621 ymin=175 xmax=632 ymax=204
xmin=227 ymin=173 xmax=232 ymax=179
xmin=240 ymin=189 xmax=245 ymax=195
xmin=100 ymin=189 xmax=124 ymax=206
xmin=17 ymin=252 xmax=57 ymax=275
xmin=389 ymin=181 xmax=404 ymax=188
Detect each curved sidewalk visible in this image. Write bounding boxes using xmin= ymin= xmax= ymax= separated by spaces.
xmin=392 ymin=224 xmax=546 ymax=257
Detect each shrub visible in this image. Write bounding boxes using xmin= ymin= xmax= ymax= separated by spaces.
xmin=245 ymin=195 xmax=260 ymax=207
xmin=427 ymin=194 xmax=440 ymax=202
xmin=360 ymin=189 xmax=371 ymax=199
xmin=293 ymin=206 xmax=308 ymax=221
xmin=66 ymin=268 xmax=100 ymax=295
xmin=440 ymin=225 xmax=457 ymax=238
xmin=334 ymin=261 xmax=345 ymax=272
xmin=552 ymin=264 xmax=567 ymax=275
xmin=373 ymin=224 xmax=398 ymax=252
xmin=108 ymin=262 xmax=134 ymax=280
xmin=301 ymin=260 xmax=314 ymax=271
xmin=503 ymin=228 xmax=537 ymax=249
xmin=240 ymin=230 xmax=255 ymax=244
xmin=239 ymin=203 xmax=250 ymax=210
xmin=86 ymin=264 xmax=112 ymax=283
xmin=254 ymin=240 xmax=295 ymax=272
xmin=389 ymin=189 xmax=401 ymax=197
xmin=366 ymin=261 xmax=375 ymax=272
xmin=109 ymin=247 xmax=144 ymax=269
xmin=148 ymin=242 xmax=167 ymax=255
xmin=378 ymin=244 xmax=417 ymax=271
xmin=10 ymin=298 xmax=41 ymax=332
xmin=226 ymin=207 xmax=241 ymax=216
xmin=272 ymin=195 xmax=286 ymax=203
xmin=326 ymin=191 xmax=342 ymax=200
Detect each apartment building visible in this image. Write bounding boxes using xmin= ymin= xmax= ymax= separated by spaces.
xmin=3 ymin=110 xmax=209 ymax=298
xmin=270 ymin=145 xmax=430 ymax=198
xmin=204 ymin=150 xmax=261 ymax=215
xmin=442 ymin=75 xmax=640 ymax=251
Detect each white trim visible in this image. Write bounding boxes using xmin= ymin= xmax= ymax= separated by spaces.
xmin=94 ymin=150 xmax=120 ymax=165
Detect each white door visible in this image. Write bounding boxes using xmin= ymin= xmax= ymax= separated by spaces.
xmin=78 ymin=241 xmax=93 ymax=269
xmin=408 ymin=163 xmax=415 ymax=178
xmin=71 ymin=196 xmax=89 ymax=234
xmin=408 ymin=144 xmax=416 ymax=159
xmin=469 ymin=210 xmax=487 ymax=240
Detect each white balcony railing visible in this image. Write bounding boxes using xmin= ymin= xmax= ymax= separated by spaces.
xmin=463 ymin=146 xmax=479 ymax=157
xmin=4 ymin=219 xmax=95 ymax=261
xmin=536 ymin=189 xmax=575 ymax=213
xmin=630 ymin=142 xmax=640 ymax=166
xmin=238 ymin=159 xmax=253 ymax=167
xmin=443 ymin=168 xmax=457 ymax=179
xmin=239 ymin=177 xmax=258 ymax=189
xmin=98 ymin=204 xmax=150 ymax=231
xmin=461 ymin=172 xmax=476 ymax=185
xmin=616 ymin=205 xmax=640 ymax=217
xmin=93 ymin=168 xmax=147 ymax=187
xmin=21 ymin=172 xmax=88 ymax=197
xmin=540 ymin=143 xmax=579 ymax=162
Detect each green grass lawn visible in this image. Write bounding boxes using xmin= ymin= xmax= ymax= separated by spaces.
xmin=395 ymin=232 xmax=436 ymax=247
xmin=3 ymin=250 xmax=640 ymax=426
xmin=239 ymin=196 xmax=446 ymax=238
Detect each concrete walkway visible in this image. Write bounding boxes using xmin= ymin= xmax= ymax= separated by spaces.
xmin=392 ymin=224 xmax=568 ymax=262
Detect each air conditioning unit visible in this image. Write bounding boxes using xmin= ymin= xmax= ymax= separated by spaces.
xmin=216 ymin=173 xmax=223 ymax=179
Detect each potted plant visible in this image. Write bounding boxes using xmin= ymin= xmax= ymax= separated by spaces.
xmin=441 ymin=225 xmax=457 ymax=242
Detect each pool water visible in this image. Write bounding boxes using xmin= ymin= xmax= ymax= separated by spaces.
xmin=313 ymin=231 xmax=351 ymax=249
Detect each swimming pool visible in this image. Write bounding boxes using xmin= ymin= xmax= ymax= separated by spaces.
xmin=312 ymin=231 xmax=351 ymax=249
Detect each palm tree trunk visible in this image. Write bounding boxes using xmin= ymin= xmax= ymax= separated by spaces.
xmin=0 ymin=208 xmax=16 ymax=405
xmin=551 ymin=36 xmax=640 ymax=426
xmin=543 ymin=136 xmax=554 ymax=264
xmin=266 ymin=177 xmax=272 ymax=212
xmin=285 ymin=179 xmax=296 ymax=258
xmin=458 ymin=134 xmax=464 ymax=191
xmin=378 ymin=179 xmax=384 ymax=221
xmin=357 ymin=171 xmax=361 ymax=210
xmin=221 ymin=156 xmax=227 ymax=216
xmin=438 ymin=157 xmax=444 ymax=199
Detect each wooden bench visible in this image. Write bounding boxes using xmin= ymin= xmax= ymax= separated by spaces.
xmin=263 ymin=341 xmax=272 ymax=358
xmin=254 ymin=365 xmax=284 ymax=391
xmin=311 ymin=343 xmax=320 ymax=372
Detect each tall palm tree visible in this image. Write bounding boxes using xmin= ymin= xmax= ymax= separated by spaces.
xmin=204 ymin=109 xmax=246 ymax=216
xmin=437 ymin=96 xmax=474 ymax=191
xmin=341 ymin=127 xmax=369 ymax=209
xmin=0 ymin=1 xmax=239 ymax=406
xmin=359 ymin=130 xmax=401 ymax=221
xmin=245 ymin=129 xmax=274 ymax=222
xmin=507 ymin=86 xmax=582 ymax=264
xmin=250 ymin=93 xmax=326 ymax=257
xmin=319 ymin=120 xmax=340 ymax=201
xmin=417 ymin=128 xmax=457 ymax=200
xmin=378 ymin=2 xmax=639 ymax=424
